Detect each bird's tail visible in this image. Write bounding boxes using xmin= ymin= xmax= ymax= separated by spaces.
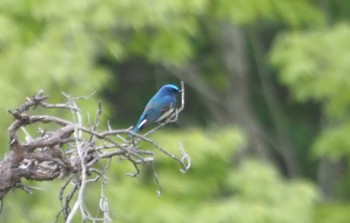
xmin=131 ymin=125 xmax=140 ymax=134
xmin=128 ymin=126 xmax=138 ymax=140
xmin=129 ymin=116 xmax=147 ymax=140
xmin=129 ymin=120 xmax=142 ymax=140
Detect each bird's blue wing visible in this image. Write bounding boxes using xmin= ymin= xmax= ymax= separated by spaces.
xmin=144 ymin=95 xmax=175 ymax=122
xmin=133 ymin=88 xmax=176 ymax=133
xmin=132 ymin=95 xmax=175 ymax=133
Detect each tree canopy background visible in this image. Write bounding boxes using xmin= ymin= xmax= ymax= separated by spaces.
xmin=1 ymin=0 xmax=350 ymax=222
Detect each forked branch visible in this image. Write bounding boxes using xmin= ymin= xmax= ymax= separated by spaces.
xmin=0 ymin=81 xmax=189 ymax=223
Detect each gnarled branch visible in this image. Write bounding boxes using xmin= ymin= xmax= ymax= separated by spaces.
xmin=0 ymin=82 xmax=189 ymax=222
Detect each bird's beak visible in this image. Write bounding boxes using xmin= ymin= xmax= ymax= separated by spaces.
xmin=178 ymin=90 xmax=183 ymax=93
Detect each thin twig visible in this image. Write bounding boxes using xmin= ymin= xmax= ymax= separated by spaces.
xmin=89 ymin=100 xmax=102 ymax=142
xmin=66 ymin=101 xmax=87 ymax=223
xmin=150 ymin=161 xmax=162 ymax=197
xmin=1 ymin=85 xmax=189 ymax=222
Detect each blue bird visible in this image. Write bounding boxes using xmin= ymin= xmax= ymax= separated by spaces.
xmin=132 ymin=84 xmax=181 ymax=134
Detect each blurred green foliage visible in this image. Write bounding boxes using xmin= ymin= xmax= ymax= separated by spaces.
xmin=271 ymin=24 xmax=350 ymax=159
xmin=1 ymin=0 xmax=350 ymax=222
xmin=212 ymin=0 xmax=323 ymax=26
xmin=269 ymin=3 xmax=350 ymax=218
xmin=315 ymin=203 xmax=350 ymax=223
xmin=271 ymin=24 xmax=350 ymax=118
xmin=0 ymin=128 xmax=319 ymax=223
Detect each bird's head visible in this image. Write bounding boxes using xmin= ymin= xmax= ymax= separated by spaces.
xmin=159 ymin=84 xmax=181 ymax=96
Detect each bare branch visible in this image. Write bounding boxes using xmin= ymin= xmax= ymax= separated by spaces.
xmin=0 ymin=83 xmax=190 ymax=222
xmin=66 ymin=102 xmax=86 ymax=223
xmin=150 ymin=161 xmax=162 ymax=197
xmin=89 ymin=100 xmax=102 ymax=142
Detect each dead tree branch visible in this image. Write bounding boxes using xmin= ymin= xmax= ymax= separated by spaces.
xmin=0 ymin=81 xmax=189 ymax=222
